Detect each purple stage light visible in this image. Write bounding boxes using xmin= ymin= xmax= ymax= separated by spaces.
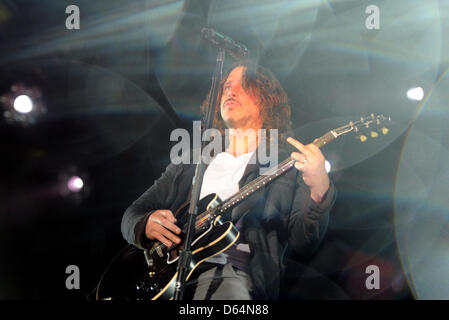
xmin=67 ymin=176 xmax=84 ymax=192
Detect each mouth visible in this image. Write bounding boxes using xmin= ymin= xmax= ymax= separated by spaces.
xmin=224 ymin=99 xmax=239 ymax=107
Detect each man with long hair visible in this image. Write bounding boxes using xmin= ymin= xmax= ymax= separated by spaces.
xmin=121 ymin=61 xmax=336 ymax=299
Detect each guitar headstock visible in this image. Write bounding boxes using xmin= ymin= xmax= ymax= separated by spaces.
xmin=332 ymin=113 xmax=391 ymax=142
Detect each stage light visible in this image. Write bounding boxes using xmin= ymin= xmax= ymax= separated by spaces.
xmin=1 ymin=82 xmax=46 ymax=125
xmin=67 ymin=176 xmax=84 ymax=192
xmin=325 ymin=160 xmax=331 ymax=173
xmin=13 ymin=95 xmax=33 ymax=114
xmin=407 ymin=87 xmax=424 ymax=101
xmin=57 ymin=167 xmax=90 ymax=203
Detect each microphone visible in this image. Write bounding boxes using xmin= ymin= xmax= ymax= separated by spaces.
xmin=201 ymin=27 xmax=249 ymax=59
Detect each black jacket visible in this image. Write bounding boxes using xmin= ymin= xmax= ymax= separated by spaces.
xmin=121 ymin=151 xmax=337 ymax=299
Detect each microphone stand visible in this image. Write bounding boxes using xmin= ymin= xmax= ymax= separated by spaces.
xmin=173 ymin=48 xmax=225 ymax=300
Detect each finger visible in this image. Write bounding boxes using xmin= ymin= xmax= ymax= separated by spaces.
xmin=146 ymin=230 xmax=167 ymax=244
xmin=158 ymin=218 xmax=182 ymax=235
xmin=159 ymin=210 xmax=176 ymax=223
xmin=287 ymin=137 xmax=313 ymax=157
xmin=294 ymin=161 xmax=306 ymax=172
xmin=287 ymin=137 xmax=304 ymax=151
xmin=291 ymin=152 xmax=307 ymax=163
xmin=150 ymin=214 xmax=180 ymax=234
xmin=153 ymin=232 xmax=173 ymax=247
xmin=307 ymin=142 xmax=322 ymax=154
xmin=154 ymin=224 xmax=181 ymax=244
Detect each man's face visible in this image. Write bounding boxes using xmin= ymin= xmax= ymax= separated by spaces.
xmin=220 ymin=66 xmax=262 ymax=130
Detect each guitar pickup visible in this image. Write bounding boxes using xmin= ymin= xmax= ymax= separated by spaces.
xmin=155 ymin=245 xmax=164 ymax=257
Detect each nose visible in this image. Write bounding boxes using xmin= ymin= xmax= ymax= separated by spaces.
xmin=226 ymin=87 xmax=237 ymax=99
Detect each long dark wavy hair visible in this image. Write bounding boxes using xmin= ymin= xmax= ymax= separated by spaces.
xmin=201 ymin=60 xmax=292 ymax=147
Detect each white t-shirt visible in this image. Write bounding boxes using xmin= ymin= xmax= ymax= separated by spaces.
xmin=200 ymin=151 xmax=255 ymax=201
xmin=199 ymin=151 xmax=254 ymax=265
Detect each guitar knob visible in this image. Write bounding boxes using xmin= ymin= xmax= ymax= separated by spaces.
xmin=137 ymin=281 xmax=159 ymax=293
xmin=136 ymin=281 xmax=145 ymax=291
xmin=382 ymin=127 xmax=389 ymax=135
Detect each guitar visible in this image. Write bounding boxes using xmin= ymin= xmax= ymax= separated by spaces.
xmin=95 ymin=113 xmax=390 ymax=300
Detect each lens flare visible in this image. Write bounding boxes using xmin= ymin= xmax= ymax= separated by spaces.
xmin=67 ymin=176 xmax=84 ymax=192
xmin=13 ymin=95 xmax=33 ymax=113
xmin=407 ymin=87 xmax=424 ymax=101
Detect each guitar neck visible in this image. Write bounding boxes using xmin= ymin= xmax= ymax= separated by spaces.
xmin=314 ymin=130 xmax=338 ymax=148
xmin=217 ymin=129 xmax=338 ymax=213
xmin=164 ymin=114 xmax=389 ymax=248
xmin=149 ymin=131 xmax=339 ymax=256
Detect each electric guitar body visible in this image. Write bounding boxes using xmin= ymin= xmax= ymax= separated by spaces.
xmin=95 ymin=193 xmax=240 ymax=300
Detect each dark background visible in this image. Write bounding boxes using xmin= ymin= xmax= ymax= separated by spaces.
xmin=1 ymin=0 xmax=448 ymax=300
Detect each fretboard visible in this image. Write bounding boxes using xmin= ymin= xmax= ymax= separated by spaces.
xmin=214 ymin=129 xmax=338 ymax=215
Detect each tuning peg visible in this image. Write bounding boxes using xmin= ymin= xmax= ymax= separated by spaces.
xmin=382 ymin=127 xmax=389 ymax=135
xmin=370 ymin=131 xmax=378 ymax=138
xmin=358 ymin=135 xmax=367 ymax=142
